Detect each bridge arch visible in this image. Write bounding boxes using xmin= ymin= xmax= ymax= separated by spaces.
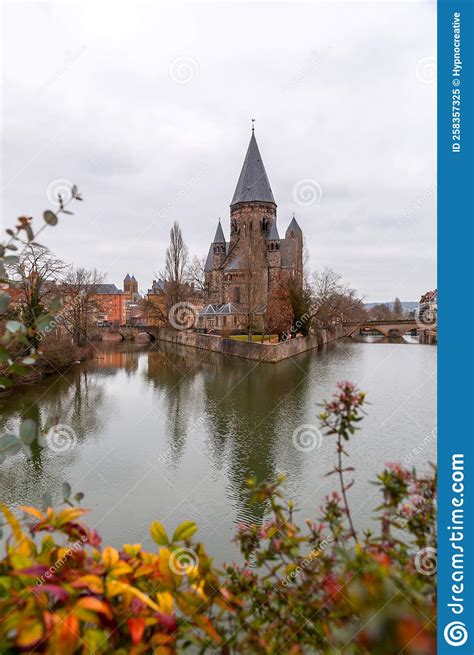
xmin=344 ymin=320 xmax=418 ymax=339
xmin=135 ymin=331 xmax=156 ymax=342
xmin=101 ymin=331 xmax=125 ymax=341
xmin=347 ymin=325 xmax=388 ymax=338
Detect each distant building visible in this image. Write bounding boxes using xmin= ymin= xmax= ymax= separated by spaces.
xmin=199 ymin=129 xmax=303 ymax=332
xmin=146 ymin=279 xmax=203 ymax=326
xmin=92 ymin=274 xmax=141 ymax=325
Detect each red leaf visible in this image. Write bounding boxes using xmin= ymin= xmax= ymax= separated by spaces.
xmin=128 ymin=617 xmax=146 ymax=644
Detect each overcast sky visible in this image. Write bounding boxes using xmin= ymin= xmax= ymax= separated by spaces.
xmin=1 ymin=1 xmax=436 ymax=302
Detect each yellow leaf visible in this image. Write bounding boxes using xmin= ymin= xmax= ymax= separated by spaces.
xmin=158 ymin=548 xmax=174 ymax=587
xmin=1 ymin=502 xmax=24 ymax=543
xmin=123 ymin=543 xmax=142 ymax=557
xmin=107 ymin=580 xmax=161 ymax=612
xmin=110 ymin=561 xmax=133 ymax=576
xmin=150 ymin=521 xmax=168 ymax=546
xmin=102 ymin=546 xmax=120 ymax=569
xmin=172 ymin=521 xmax=197 ymax=543
xmin=156 ymin=591 xmax=174 ymax=615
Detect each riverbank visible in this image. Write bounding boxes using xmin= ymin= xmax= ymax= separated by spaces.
xmin=0 ymin=339 xmax=91 ymax=393
xmin=152 ymin=324 xmax=343 ymax=362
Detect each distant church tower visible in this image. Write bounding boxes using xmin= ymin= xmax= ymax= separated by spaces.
xmin=203 ymin=128 xmax=304 ymax=313
xmin=124 ymin=273 xmax=138 ymax=295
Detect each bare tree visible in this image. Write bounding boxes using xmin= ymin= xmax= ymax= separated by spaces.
xmin=8 ymin=243 xmax=67 ymax=346
xmin=185 ymin=255 xmax=205 ymax=293
xmin=368 ymin=303 xmax=393 ymax=320
xmin=393 ymin=297 xmax=403 ymax=318
xmin=164 ymin=221 xmax=190 ymax=312
xmin=60 ymin=267 xmax=104 ymax=346
xmin=310 ymin=267 xmax=365 ymax=327
xmin=165 ymin=221 xmax=188 ymax=284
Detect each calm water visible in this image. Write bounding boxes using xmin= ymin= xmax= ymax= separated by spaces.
xmin=0 ymin=338 xmax=436 ymax=561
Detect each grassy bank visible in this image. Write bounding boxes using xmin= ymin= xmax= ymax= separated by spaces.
xmin=229 ymin=334 xmax=277 ymax=342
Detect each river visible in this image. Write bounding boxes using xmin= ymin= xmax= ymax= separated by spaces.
xmin=0 ymin=338 xmax=436 ymax=562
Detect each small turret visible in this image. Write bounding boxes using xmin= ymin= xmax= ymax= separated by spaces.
xmin=210 ymin=219 xmax=226 ymax=268
xmin=267 ymin=219 xmax=281 ymax=283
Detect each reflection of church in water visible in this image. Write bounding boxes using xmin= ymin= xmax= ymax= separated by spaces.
xmin=199 ymin=129 xmax=304 ymax=330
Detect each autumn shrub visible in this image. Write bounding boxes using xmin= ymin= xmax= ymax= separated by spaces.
xmin=0 ymin=382 xmax=436 ymax=654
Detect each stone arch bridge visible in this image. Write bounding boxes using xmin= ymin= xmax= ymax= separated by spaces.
xmin=342 ymin=319 xmax=418 ymax=338
xmin=90 ymin=326 xmax=159 ymax=341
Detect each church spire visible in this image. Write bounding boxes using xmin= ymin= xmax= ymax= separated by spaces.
xmin=213 ymin=218 xmax=225 ymax=243
xmin=231 ymin=130 xmax=276 ymax=207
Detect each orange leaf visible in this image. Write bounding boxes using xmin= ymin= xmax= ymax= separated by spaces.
xmin=59 ymin=614 xmax=80 ymax=654
xmin=16 ymin=618 xmax=44 ymax=649
xmin=71 ymin=575 xmax=104 ymax=594
xmin=74 ymin=597 xmax=113 ymax=620
xmin=128 ymin=617 xmax=146 ymax=644
xmin=18 ymin=505 xmax=44 ymax=519
xmin=56 ymin=507 xmax=89 ymax=526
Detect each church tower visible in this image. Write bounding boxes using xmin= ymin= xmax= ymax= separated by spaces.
xmin=229 ymin=128 xmax=277 ymax=244
xmin=124 ymin=273 xmax=138 ymax=295
xmin=202 ymin=128 xmax=304 ymax=323
xmin=285 ymin=215 xmax=303 ymax=282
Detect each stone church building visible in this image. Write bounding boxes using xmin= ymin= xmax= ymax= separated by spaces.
xmin=199 ymin=129 xmax=304 ymax=332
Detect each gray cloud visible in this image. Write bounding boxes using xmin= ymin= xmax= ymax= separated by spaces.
xmin=1 ymin=1 xmax=436 ymax=301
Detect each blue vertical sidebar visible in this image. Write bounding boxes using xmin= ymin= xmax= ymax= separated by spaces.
xmin=438 ymin=0 xmax=474 ymax=653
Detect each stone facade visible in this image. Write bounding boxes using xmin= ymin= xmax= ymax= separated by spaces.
xmin=200 ymin=131 xmax=304 ymax=331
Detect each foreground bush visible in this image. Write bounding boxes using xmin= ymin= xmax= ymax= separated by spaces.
xmin=0 ymin=383 xmax=436 ymax=653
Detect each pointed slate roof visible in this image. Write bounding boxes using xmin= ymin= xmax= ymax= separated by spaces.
xmin=213 ymin=220 xmax=225 ymax=243
xmin=286 ymin=216 xmax=302 ymax=235
xmin=231 ymin=131 xmax=276 ymax=206
xmin=124 ymin=273 xmax=131 ymax=282
xmin=204 ymin=244 xmax=214 ymax=272
xmin=268 ymin=219 xmax=280 ymax=240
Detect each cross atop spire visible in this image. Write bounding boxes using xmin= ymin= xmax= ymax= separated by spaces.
xmin=251 ymin=118 xmax=255 ymax=133
xmin=231 ymin=130 xmax=276 ymax=206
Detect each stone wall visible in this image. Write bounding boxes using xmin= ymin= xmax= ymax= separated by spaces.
xmin=153 ymin=325 xmax=343 ymax=363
